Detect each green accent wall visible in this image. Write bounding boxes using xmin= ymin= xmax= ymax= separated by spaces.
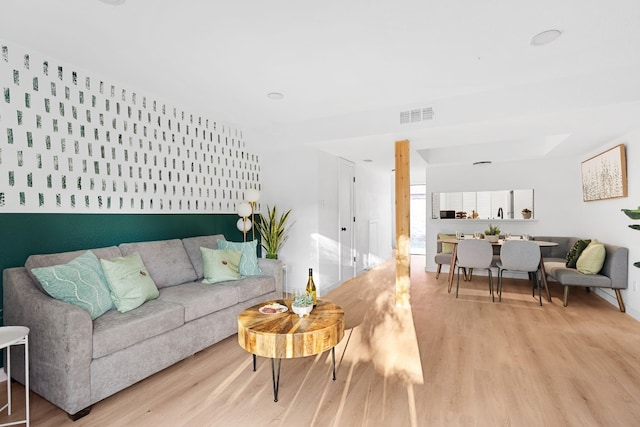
xmin=0 ymin=213 xmax=250 ymax=323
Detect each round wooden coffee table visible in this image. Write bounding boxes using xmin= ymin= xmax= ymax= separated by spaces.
xmin=237 ymin=299 xmax=344 ymax=402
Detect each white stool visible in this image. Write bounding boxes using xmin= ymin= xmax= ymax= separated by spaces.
xmin=0 ymin=326 xmax=29 ymax=427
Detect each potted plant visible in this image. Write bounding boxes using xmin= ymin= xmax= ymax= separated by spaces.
xmin=521 ymin=208 xmax=532 ymax=219
xmin=255 ymin=205 xmax=293 ymax=259
xmin=484 ymin=223 xmax=501 ymax=242
xmin=292 ymin=293 xmax=313 ymax=317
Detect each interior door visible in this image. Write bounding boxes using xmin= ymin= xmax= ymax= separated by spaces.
xmin=338 ymin=158 xmax=355 ymax=282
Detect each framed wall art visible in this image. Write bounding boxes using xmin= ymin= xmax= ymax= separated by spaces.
xmin=581 ymin=144 xmax=628 ymax=202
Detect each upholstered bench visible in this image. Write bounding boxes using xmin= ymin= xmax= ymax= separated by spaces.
xmin=534 ymin=236 xmax=628 ymax=312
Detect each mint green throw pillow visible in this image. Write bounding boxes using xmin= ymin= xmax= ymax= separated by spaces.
xmin=31 ymin=250 xmax=114 ymax=320
xmin=201 ymin=248 xmax=242 ymax=284
xmin=217 ymin=239 xmax=262 ymax=276
xmin=100 ymin=252 xmax=160 ymax=313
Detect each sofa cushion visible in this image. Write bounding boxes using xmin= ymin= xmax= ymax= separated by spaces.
xmin=101 ymin=252 xmax=160 ymax=313
xmin=119 ymin=239 xmax=197 ymax=288
xmin=565 ymin=239 xmax=591 ymax=268
xmin=181 ymin=234 xmax=226 ymax=279
xmin=544 ymin=261 xmax=612 ymax=287
xmin=534 ymin=236 xmax=579 ymax=259
xmin=233 ymin=275 xmax=276 ymax=302
xmin=25 ymin=246 xmax=122 ymax=293
xmin=576 ymin=240 xmax=606 ymax=274
xmin=435 ymin=252 xmax=452 ymax=265
xmin=201 ymin=248 xmax=242 ymax=284
xmin=158 ymin=282 xmax=239 ymax=322
xmin=31 ymin=250 xmax=114 ymax=320
xmin=92 ymin=299 xmax=184 ymax=358
xmin=217 ymin=239 xmax=262 ymax=276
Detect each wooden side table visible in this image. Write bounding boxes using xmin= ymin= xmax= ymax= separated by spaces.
xmin=0 ymin=326 xmax=29 ymax=427
xmin=238 ymin=299 xmax=344 ymax=402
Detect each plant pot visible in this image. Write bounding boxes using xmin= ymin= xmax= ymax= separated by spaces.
xmin=292 ymin=304 xmax=313 ymax=317
xmin=484 ymin=234 xmax=499 ymax=243
xmin=522 ymin=212 xmax=532 ymax=219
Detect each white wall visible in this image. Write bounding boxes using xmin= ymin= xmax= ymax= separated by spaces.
xmin=257 ymin=146 xmax=321 ymax=293
xmin=257 ymin=146 xmax=393 ymax=296
xmin=426 ymin=132 xmax=640 ymax=319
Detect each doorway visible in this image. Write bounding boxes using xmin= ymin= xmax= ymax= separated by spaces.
xmin=338 ymin=158 xmax=355 ymax=281
xmin=410 ymin=185 xmax=426 ymax=255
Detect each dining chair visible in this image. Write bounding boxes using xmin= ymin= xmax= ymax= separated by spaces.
xmin=497 ymin=240 xmax=542 ymax=305
xmin=455 ymin=239 xmax=494 ymax=301
xmin=435 ymin=234 xmax=455 ymax=279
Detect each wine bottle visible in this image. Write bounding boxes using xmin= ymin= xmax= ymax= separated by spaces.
xmin=306 ymin=268 xmax=317 ymax=307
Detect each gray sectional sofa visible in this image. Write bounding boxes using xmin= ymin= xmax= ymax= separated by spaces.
xmin=534 ymin=236 xmax=628 ymax=312
xmin=2 ymin=234 xmax=283 ymax=419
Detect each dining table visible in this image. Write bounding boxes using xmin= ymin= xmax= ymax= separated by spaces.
xmin=439 ymin=237 xmax=559 ymax=302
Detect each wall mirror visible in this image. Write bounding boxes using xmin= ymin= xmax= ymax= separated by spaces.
xmin=431 ymin=189 xmax=534 ymax=219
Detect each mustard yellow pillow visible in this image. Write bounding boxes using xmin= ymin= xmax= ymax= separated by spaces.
xmin=438 ymin=233 xmax=457 ymax=254
xmin=576 ymin=240 xmax=606 ymax=274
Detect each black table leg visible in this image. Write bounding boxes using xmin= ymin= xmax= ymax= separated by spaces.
xmin=332 ymin=347 xmax=336 ymax=380
xmin=252 ymin=354 xmax=256 ymax=372
xmin=271 ymin=358 xmax=282 ymax=402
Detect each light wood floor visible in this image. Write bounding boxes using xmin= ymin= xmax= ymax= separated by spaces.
xmin=3 ymin=256 xmax=640 ymax=426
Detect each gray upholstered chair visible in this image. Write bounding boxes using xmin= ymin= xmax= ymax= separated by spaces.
xmin=455 ymin=239 xmax=494 ymax=301
xmin=497 ymin=240 xmax=542 ymax=305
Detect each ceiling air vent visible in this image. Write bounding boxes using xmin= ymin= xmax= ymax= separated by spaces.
xmin=399 ymin=106 xmax=434 ymax=124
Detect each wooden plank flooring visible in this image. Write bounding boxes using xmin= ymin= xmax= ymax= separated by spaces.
xmin=2 ymin=256 xmax=640 ymax=426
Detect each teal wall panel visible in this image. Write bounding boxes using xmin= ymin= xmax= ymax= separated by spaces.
xmin=0 ymin=213 xmax=250 ymax=322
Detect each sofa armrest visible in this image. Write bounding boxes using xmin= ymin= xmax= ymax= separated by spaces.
xmin=602 ymin=244 xmax=628 ymax=289
xmin=257 ymin=258 xmax=284 ymax=296
xmin=3 ymin=267 xmax=93 ymax=415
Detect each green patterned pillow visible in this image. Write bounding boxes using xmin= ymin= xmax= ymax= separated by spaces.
xmin=216 ymin=239 xmax=262 ymax=276
xmin=201 ymin=248 xmax=242 ymax=284
xmin=565 ymin=239 xmax=591 ymax=268
xmin=31 ymin=250 xmax=114 ymax=320
xmin=100 ymin=252 xmax=160 ymax=313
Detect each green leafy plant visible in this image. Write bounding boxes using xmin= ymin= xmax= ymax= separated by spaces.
xmin=484 ymin=224 xmax=501 ymax=235
xmin=521 ymin=208 xmax=531 ymax=214
xmin=255 ymin=205 xmax=293 ymax=259
xmin=622 ymin=207 xmax=640 ymax=268
xmin=293 ymin=293 xmax=314 ymax=307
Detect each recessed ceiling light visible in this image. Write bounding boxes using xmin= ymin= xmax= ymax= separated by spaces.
xmin=267 ymin=92 xmax=284 ymax=100
xmin=363 ymin=159 xmax=373 ymax=163
xmin=98 ymin=0 xmax=126 ymax=5
xmin=530 ymin=29 xmax=562 ymax=46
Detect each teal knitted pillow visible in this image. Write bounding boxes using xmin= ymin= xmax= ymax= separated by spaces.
xmin=31 ymin=250 xmax=114 ymax=319
xmin=216 ymin=239 xmax=262 ymax=276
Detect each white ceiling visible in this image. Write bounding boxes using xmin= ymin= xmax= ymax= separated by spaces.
xmin=3 ymin=0 xmax=640 ymax=180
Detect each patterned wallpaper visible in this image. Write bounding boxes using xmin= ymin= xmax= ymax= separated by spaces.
xmin=0 ymin=41 xmax=260 ymax=213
